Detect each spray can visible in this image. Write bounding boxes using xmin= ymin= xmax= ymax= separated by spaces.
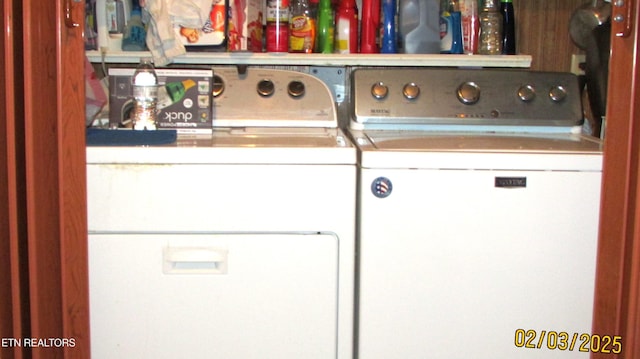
xmin=460 ymin=0 xmax=479 ymax=54
xmin=266 ymin=0 xmax=290 ymax=52
xmin=380 ymin=0 xmax=397 ymax=53
xmin=335 ymin=0 xmax=359 ymax=53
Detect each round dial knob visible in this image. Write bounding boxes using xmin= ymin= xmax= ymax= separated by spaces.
xmin=288 ymin=80 xmax=305 ymax=98
xmin=517 ymin=84 xmax=536 ymax=102
xmin=457 ymin=82 xmax=481 ymax=105
xmin=371 ymin=82 xmax=389 ymax=99
xmin=403 ymin=83 xmax=420 ymax=100
xmin=549 ymin=85 xmax=567 ymax=102
xmin=257 ymin=79 xmax=275 ymax=97
xmin=212 ymin=74 xmax=225 ymax=97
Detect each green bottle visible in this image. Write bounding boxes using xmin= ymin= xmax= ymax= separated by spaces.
xmin=315 ymin=0 xmax=334 ymax=53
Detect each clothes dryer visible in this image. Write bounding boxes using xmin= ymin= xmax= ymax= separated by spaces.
xmin=87 ymin=67 xmax=356 ymax=359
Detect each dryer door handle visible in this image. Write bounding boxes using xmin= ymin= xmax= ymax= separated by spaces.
xmin=163 ymin=247 xmax=229 ymax=275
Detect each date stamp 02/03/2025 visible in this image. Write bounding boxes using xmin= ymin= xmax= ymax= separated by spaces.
xmin=515 ymin=329 xmax=622 ymax=354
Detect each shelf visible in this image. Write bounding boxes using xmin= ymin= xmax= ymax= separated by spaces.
xmin=86 ymin=51 xmax=532 ymax=68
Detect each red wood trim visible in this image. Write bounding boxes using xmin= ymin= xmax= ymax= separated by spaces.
xmin=593 ymin=1 xmax=640 ymax=358
xmin=21 ymin=0 xmax=90 ymax=357
xmin=1 ymin=0 xmax=26 ymax=358
xmin=58 ymin=0 xmax=91 ymax=356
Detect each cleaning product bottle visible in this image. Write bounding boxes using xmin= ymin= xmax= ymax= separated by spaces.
xmin=131 ymin=57 xmax=158 ymax=130
xmin=360 ymin=0 xmax=380 ymax=53
xmin=398 ymin=0 xmax=440 ymax=54
xmin=478 ymin=0 xmax=502 ymax=54
xmin=380 ymin=0 xmax=397 ymax=53
xmin=500 ymin=0 xmax=515 ymax=54
xmin=106 ymin=0 xmax=125 ymax=34
xmin=335 ymin=0 xmax=359 ymax=53
xmin=121 ymin=1 xmax=146 ymax=51
xmin=266 ymin=0 xmax=290 ymax=52
xmin=439 ymin=0 xmax=464 ymax=53
xmin=315 ymin=0 xmax=334 ymax=53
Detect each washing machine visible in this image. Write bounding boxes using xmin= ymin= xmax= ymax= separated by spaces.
xmin=87 ymin=67 xmax=356 ymax=359
xmin=349 ymin=68 xmax=603 ymax=358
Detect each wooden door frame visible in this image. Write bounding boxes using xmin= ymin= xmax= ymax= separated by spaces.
xmin=592 ymin=1 xmax=640 ymax=357
xmin=2 ymin=0 xmax=91 ymax=357
xmin=1 ymin=0 xmax=27 ymax=358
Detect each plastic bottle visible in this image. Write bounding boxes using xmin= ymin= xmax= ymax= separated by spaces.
xmin=500 ymin=0 xmax=516 ymax=54
xmin=131 ymin=58 xmax=159 ymax=130
xmin=106 ymin=0 xmax=125 ymax=34
xmin=478 ymin=0 xmax=502 ymax=55
xmin=289 ymin=0 xmax=316 ymax=53
xmin=459 ymin=0 xmax=479 ymax=54
xmin=315 ymin=0 xmax=334 ymax=53
xmin=334 ymin=0 xmax=359 ymax=53
xmin=121 ymin=4 xmax=146 ymax=51
xmin=380 ymin=0 xmax=397 ymax=53
xmin=398 ymin=0 xmax=440 ymax=54
xmin=439 ymin=0 xmax=464 ymax=54
xmin=360 ymin=0 xmax=380 ymax=53
xmin=266 ymin=0 xmax=290 ymax=52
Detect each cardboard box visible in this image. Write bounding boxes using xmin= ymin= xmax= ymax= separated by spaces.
xmin=227 ymin=0 xmax=263 ymax=51
xmin=109 ymin=68 xmax=213 ymax=133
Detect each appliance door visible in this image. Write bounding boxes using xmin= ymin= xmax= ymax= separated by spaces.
xmin=90 ymin=232 xmax=339 ymax=359
xmin=357 ymin=167 xmax=601 ymax=359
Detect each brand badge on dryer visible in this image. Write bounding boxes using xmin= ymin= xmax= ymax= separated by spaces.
xmin=371 ymin=177 xmax=393 ymax=198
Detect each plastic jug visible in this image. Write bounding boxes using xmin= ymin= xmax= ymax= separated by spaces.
xmin=398 ymin=0 xmax=440 ymax=54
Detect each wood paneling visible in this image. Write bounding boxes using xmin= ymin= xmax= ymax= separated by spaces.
xmin=517 ymin=0 xmax=586 ymax=71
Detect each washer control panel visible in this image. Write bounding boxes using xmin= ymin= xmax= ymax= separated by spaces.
xmin=350 ymin=68 xmax=583 ymax=129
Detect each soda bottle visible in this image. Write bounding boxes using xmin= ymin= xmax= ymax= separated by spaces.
xmin=289 ymin=0 xmax=316 ymax=53
xmin=131 ymin=58 xmax=159 ymax=130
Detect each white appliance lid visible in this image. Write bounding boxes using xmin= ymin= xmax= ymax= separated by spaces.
xmin=87 ymin=128 xmax=356 ymax=165
xmin=353 ymin=131 xmax=603 ymax=171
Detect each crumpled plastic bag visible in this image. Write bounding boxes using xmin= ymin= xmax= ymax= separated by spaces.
xmin=85 ymin=56 xmax=108 ymax=127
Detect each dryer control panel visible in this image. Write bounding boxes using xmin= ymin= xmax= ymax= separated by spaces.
xmin=212 ymin=67 xmax=337 ymax=128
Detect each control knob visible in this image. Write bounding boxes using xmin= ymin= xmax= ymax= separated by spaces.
xmin=288 ymin=80 xmax=305 ymax=98
xmin=517 ymin=84 xmax=536 ymax=102
xmin=457 ymin=82 xmax=481 ymax=105
xmin=371 ymin=82 xmax=389 ymax=99
xmin=403 ymin=83 xmax=420 ymax=100
xmin=549 ymin=85 xmax=567 ymax=102
xmin=212 ymin=74 xmax=225 ymax=97
xmin=257 ymin=79 xmax=275 ymax=97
